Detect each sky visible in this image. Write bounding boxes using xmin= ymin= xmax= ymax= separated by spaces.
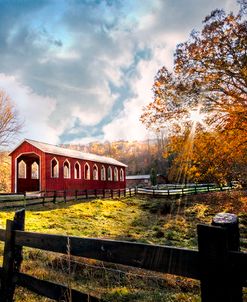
xmin=0 ymin=0 xmax=239 ymax=146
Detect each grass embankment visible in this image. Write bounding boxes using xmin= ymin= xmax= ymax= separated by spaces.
xmin=0 ymin=191 xmax=246 ymax=301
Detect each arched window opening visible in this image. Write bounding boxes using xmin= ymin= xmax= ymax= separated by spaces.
xmin=114 ymin=167 xmax=118 ymax=181
xmin=93 ymin=164 xmax=98 ymax=180
xmin=51 ymin=158 xmax=59 ymax=178
xmin=101 ymin=166 xmax=106 ymax=181
xmin=31 ymin=162 xmax=39 ymax=179
xmin=63 ymin=160 xmax=71 ymax=179
xmin=74 ymin=162 xmax=81 ymax=179
xmin=120 ymin=168 xmax=124 ymax=181
xmin=18 ymin=160 xmax=26 ymax=179
xmin=107 ymin=166 xmax=112 ymax=181
xmin=84 ymin=163 xmax=90 ymax=180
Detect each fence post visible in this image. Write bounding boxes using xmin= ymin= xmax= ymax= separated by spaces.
xmin=118 ymin=189 xmax=121 ymax=198
xmin=23 ymin=191 xmax=26 ymax=208
xmin=42 ymin=191 xmax=46 ymax=206
xmin=63 ymin=190 xmax=67 ymax=203
xmin=129 ymin=188 xmax=131 ymax=197
xmin=103 ymin=189 xmax=105 ymax=199
xmin=194 ymin=186 xmax=197 ymax=194
xmin=124 ymin=188 xmax=126 ymax=197
xmin=85 ymin=189 xmax=88 ymax=199
xmin=95 ymin=189 xmax=97 ymax=198
xmin=111 ymin=189 xmax=113 ymax=199
xmin=75 ymin=190 xmax=78 ymax=202
xmin=197 ymin=212 xmax=242 ymax=302
xmin=53 ymin=191 xmax=56 ymax=203
xmin=1 ymin=209 xmax=25 ymax=302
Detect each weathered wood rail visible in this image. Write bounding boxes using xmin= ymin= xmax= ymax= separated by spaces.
xmin=137 ymin=184 xmax=232 ymax=197
xmin=0 ymin=210 xmax=246 ymax=301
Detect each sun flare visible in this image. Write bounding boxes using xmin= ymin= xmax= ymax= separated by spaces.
xmin=189 ymin=108 xmax=205 ymax=124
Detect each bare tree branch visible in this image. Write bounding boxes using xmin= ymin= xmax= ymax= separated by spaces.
xmin=0 ymin=90 xmax=23 ymax=149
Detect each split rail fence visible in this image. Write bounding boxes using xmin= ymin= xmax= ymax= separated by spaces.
xmin=0 ymin=188 xmax=135 ymax=209
xmin=0 ymin=184 xmax=232 ymax=209
xmin=0 ymin=209 xmax=246 ymax=301
xmin=137 ymin=183 xmax=232 ymax=197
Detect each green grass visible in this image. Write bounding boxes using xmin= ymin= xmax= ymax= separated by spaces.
xmin=0 ymin=191 xmax=246 ymax=301
xmin=0 ymin=197 xmax=164 ymax=240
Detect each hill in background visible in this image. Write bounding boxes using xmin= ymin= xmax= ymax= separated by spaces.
xmin=60 ymin=139 xmax=169 ymax=176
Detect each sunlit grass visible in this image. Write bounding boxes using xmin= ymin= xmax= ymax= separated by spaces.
xmin=0 ymin=197 xmax=158 ymax=240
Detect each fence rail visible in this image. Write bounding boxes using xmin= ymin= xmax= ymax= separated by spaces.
xmin=14 ymin=230 xmax=200 ymax=279
xmin=0 ymin=210 xmax=246 ymax=301
xmin=137 ymin=184 xmax=232 ymax=196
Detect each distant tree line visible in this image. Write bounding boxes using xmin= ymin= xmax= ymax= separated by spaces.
xmin=61 ymin=138 xmax=169 ymax=177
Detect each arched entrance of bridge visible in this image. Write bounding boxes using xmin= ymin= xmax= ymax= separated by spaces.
xmin=16 ymin=153 xmax=40 ymax=193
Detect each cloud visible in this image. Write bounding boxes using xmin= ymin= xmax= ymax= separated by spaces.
xmin=0 ymin=0 xmax=240 ymax=145
xmin=101 ymin=0 xmax=239 ymax=142
xmin=0 ymin=1 xmax=138 ymax=142
xmin=102 ymin=46 xmax=167 ymax=141
xmin=0 ymin=74 xmax=58 ymax=144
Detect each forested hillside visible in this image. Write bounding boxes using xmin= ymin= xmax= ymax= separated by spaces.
xmin=61 ymin=139 xmax=169 ymax=176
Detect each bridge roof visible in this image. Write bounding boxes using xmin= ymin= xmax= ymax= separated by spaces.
xmin=10 ymin=139 xmax=127 ymax=167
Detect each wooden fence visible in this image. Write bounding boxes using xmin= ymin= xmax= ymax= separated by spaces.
xmin=0 ymin=188 xmax=135 ymax=209
xmin=0 ymin=209 xmax=246 ymax=301
xmin=0 ymin=184 xmax=232 ymax=209
xmin=137 ymin=183 xmax=232 ymax=197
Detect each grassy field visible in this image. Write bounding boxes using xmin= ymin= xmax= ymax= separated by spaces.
xmin=0 ymin=191 xmax=246 ymax=301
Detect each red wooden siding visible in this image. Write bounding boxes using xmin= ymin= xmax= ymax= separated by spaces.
xmin=45 ymin=153 xmax=126 ymax=191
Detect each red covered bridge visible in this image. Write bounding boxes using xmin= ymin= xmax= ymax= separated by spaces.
xmin=9 ymin=139 xmax=127 ymax=193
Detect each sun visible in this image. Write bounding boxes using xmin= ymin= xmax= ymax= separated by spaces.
xmin=189 ymin=107 xmax=205 ymax=124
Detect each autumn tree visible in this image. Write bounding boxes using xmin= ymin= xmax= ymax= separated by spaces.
xmin=141 ymin=4 xmax=247 ymax=183
xmin=164 ymin=130 xmax=247 ymax=184
xmin=0 ymin=90 xmax=22 ymax=148
xmin=0 ymin=152 xmax=11 ymax=192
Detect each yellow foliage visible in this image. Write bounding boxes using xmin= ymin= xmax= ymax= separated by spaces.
xmin=0 ymin=153 xmax=11 ymax=192
xmin=185 ymin=204 xmax=209 ymax=219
